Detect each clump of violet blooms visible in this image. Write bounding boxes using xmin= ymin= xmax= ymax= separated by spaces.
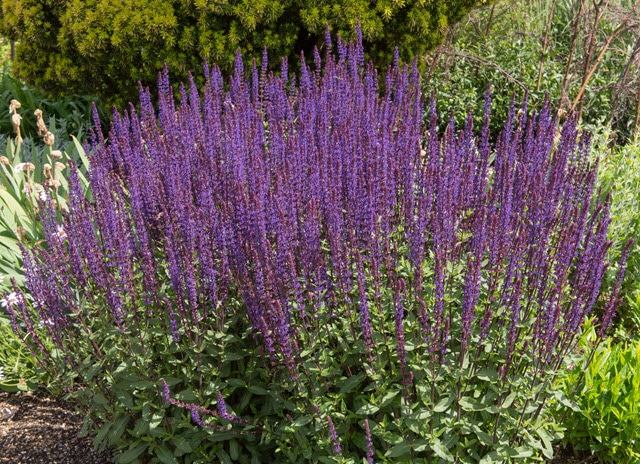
xmin=3 ymin=30 xmax=632 ymax=462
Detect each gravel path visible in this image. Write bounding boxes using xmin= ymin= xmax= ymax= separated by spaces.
xmin=0 ymin=391 xmax=113 ymax=464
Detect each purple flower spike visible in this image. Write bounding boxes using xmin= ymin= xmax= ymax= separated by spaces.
xmin=365 ymin=419 xmax=374 ymax=463
xmin=327 ymin=415 xmax=342 ymax=455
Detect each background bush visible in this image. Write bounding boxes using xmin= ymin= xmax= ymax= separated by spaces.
xmin=557 ymin=320 xmax=640 ymax=463
xmin=426 ymin=0 xmax=640 ymax=142
xmin=595 ymin=135 xmax=640 ymax=334
xmin=0 ymin=0 xmax=489 ymax=108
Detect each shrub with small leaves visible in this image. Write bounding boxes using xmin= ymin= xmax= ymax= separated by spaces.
xmin=556 ymin=319 xmax=640 ymax=463
xmin=595 ymin=135 xmax=640 ymax=333
xmin=2 ymin=33 xmax=631 ymax=463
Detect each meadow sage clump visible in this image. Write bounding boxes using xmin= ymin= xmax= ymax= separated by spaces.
xmin=2 ymin=33 xmax=631 ymax=463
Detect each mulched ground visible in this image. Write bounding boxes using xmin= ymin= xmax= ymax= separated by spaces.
xmin=0 ymin=390 xmax=113 ymax=464
xmin=0 ymin=390 xmax=600 ymax=463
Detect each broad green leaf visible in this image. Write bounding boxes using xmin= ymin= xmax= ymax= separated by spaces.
xmin=154 ymin=444 xmax=178 ymax=464
xmin=108 ymin=414 xmax=131 ymax=446
xmin=433 ymin=395 xmax=454 ymax=412
xmin=431 ymin=438 xmax=455 ymax=462
xmin=356 ymin=403 xmax=380 ymax=415
xmin=339 ymin=373 xmax=366 ymax=394
xmin=117 ymin=443 xmax=149 ymax=464
xmin=386 ymin=441 xmax=411 ymax=458
xmin=501 ymin=391 xmax=517 ymax=409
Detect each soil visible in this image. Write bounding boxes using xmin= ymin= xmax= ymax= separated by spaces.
xmin=0 ymin=390 xmax=600 ymax=464
xmin=0 ymin=390 xmax=113 ymax=464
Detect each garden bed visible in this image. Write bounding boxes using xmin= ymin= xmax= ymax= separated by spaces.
xmin=0 ymin=391 xmax=112 ymax=464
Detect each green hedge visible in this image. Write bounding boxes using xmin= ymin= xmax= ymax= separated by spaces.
xmin=0 ymin=0 xmax=488 ymax=107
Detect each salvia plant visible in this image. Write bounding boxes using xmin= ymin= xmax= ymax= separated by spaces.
xmin=1 ymin=31 xmax=632 ymax=463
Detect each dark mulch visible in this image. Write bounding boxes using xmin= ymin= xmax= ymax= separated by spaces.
xmin=0 ymin=390 xmax=113 ymax=464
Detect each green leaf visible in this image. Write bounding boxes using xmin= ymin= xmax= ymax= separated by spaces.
xmin=501 ymin=391 xmax=517 ymax=409
xmin=292 ymin=416 xmax=312 ymax=427
xmin=379 ymin=389 xmax=400 ymax=408
xmin=155 ymin=444 xmax=178 ymax=464
xmin=172 ymin=436 xmax=194 ymax=456
xmin=431 ymin=438 xmax=455 ymax=462
xmin=536 ymin=429 xmax=554 ymax=459
xmin=433 ymin=395 xmax=454 ymax=412
xmin=356 ymin=403 xmax=380 ymax=415
xmin=215 ymin=449 xmax=233 ymax=464
xmin=93 ymin=422 xmax=112 ymax=449
xmin=476 ymin=368 xmax=499 ymax=382
xmin=229 ymin=439 xmax=240 ymax=461
xmin=338 ymin=373 xmax=366 ymax=394
xmin=459 ymin=396 xmax=485 ymax=411
xmin=248 ymin=385 xmax=267 ymax=395
xmin=108 ymin=414 xmax=131 ymax=446
xmin=117 ymin=443 xmax=148 ymax=464
xmin=386 ymin=441 xmax=411 ymax=458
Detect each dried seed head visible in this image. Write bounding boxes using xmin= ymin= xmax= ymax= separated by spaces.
xmin=9 ymin=100 xmax=21 ymax=113
xmin=15 ymin=226 xmax=27 ymax=241
xmin=43 ymin=163 xmax=52 ymax=178
xmin=24 ymin=162 xmax=36 ymax=172
xmin=43 ymin=131 xmax=55 ymax=147
xmin=50 ymin=150 xmax=63 ymax=159
xmin=0 ymin=156 xmax=9 ymax=165
xmin=47 ymin=178 xmax=61 ymax=188
xmin=54 ymin=162 xmax=65 ymax=171
xmin=35 ymin=110 xmax=47 ymax=135
xmin=11 ymin=113 xmax=22 ymax=127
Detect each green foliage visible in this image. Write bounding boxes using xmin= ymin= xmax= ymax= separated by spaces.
xmin=595 ymin=135 xmax=640 ymax=333
xmin=427 ymin=0 xmax=640 ymax=142
xmin=0 ymin=66 xmax=103 ymax=138
xmin=0 ymin=106 xmax=91 ymax=392
xmin=0 ymin=131 xmax=90 ymax=292
xmin=41 ymin=255 xmax=570 ymax=463
xmin=0 ymin=0 xmax=490 ymax=107
xmin=0 ymin=314 xmax=43 ymax=392
xmin=556 ymin=322 xmax=640 ymax=463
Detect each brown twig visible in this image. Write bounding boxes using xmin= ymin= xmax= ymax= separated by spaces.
xmin=576 ymin=0 xmax=611 ymax=119
xmin=536 ymin=0 xmax=558 ymax=91
xmin=571 ymin=16 xmax=636 ymax=115
xmin=634 ymin=83 xmax=640 ymax=137
xmin=484 ymin=2 xmax=497 ymax=38
xmin=440 ymin=50 xmax=531 ymax=93
xmin=559 ymin=0 xmax=585 ymax=110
